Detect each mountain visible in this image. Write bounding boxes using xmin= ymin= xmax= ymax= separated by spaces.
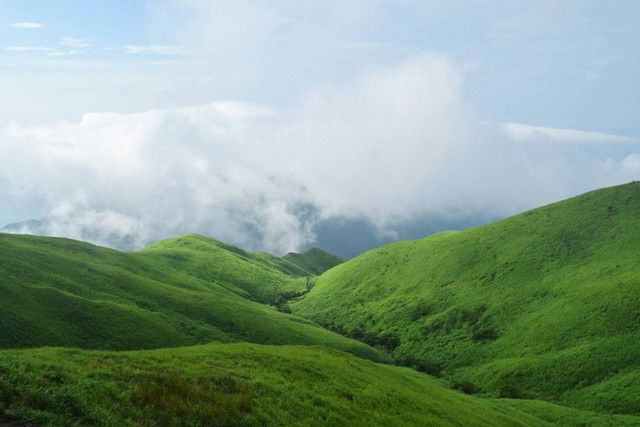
xmin=140 ymin=234 xmax=312 ymax=304
xmin=283 ymin=247 xmax=345 ymax=275
xmin=291 ymin=182 xmax=640 ymax=416
xmin=0 ymin=218 xmax=140 ymax=252
xmin=0 ymin=232 xmax=382 ymax=361
xmin=3 ymin=183 xmax=640 ymax=425
xmin=1 ymin=219 xmax=44 ymax=234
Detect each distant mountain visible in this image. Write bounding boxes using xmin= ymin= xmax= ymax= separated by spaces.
xmin=1 ymin=218 xmax=44 ymax=234
xmin=292 ymin=182 xmax=640 ymax=416
xmin=0 ymin=218 xmax=140 ymax=251
xmin=283 ymin=247 xmax=345 ymax=275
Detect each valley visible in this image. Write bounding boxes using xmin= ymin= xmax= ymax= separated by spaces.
xmin=1 ymin=183 xmax=639 ymax=425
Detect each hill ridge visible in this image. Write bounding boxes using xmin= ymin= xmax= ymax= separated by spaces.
xmin=292 ymin=182 xmax=640 ymax=416
xmin=0 ymin=232 xmax=383 ymax=361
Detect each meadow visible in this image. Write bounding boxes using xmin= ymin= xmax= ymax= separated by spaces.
xmin=3 ymin=343 xmax=640 ymax=426
xmin=292 ymin=182 xmax=640 ymax=416
xmin=1 ymin=183 xmax=640 ymax=425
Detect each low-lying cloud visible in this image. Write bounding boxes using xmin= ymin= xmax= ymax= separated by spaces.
xmin=2 ymin=53 xmax=639 ymax=255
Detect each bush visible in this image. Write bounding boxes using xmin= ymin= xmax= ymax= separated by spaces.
xmin=451 ymin=380 xmax=479 ymax=395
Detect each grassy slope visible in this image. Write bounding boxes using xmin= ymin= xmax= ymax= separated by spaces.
xmin=292 ymin=182 xmax=640 ymax=415
xmin=140 ymin=234 xmax=312 ymax=304
xmin=0 ymin=233 xmax=382 ymax=361
xmin=283 ymin=248 xmax=345 ymax=275
xmin=6 ymin=343 xmax=639 ymax=427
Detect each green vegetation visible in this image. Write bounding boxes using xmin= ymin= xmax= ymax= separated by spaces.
xmin=283 ymin=247 xmax=345 ymax=275
xmin=5 ymin=343 xmax=639 ymax=426
xmin=292 ymin=182 xmax=640 ymax=416
xmin=140 ymin=234 xmax=315 ymax=304
xmin=0 ymin=233 xmax=382 ymax=361
xmin=3 ymin=183 xmax=640 ymax=425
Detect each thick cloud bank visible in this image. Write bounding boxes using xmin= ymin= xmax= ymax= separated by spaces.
xmin=2 ymin=53 xmax=639 ymax=254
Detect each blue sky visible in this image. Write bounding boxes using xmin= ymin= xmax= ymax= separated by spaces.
xmin=1 ymin=1 xmax=640 ymax=255
xmin=2 ymin=0 xmax=638 ymax=134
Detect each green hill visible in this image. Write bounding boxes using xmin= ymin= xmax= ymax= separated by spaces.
xmin=0 ymin=233 xmax=382 ymax=361
xmin=139 ymin=234 xmax=312 ymax=304
xmin=4 ymin=183 xmax=640 ymax=425
xmin=283 ymin=247 xmax=345 ymax=275
xmin=3 ymin=343 xmax=639 ymax=426
xmin=291 ymin=182 xmax=640 ymax=416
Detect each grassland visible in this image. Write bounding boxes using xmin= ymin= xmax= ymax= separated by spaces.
xmin=0 ymin=233 xmax=382 ymax=361
xmin=4 ymin=343 xmax=640 ymax=426
xmin=140 ymin=234 xmax=313 ymax=304
xmin=292 ymin=182 xmax=640 ymax=416
xmin=2 ymin=183 xmax=640 ymax=425
xmin=283 ymin=248 xmax=345 ymax=275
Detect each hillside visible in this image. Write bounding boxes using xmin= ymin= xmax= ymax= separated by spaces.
xmin=283 ymin=248 xmax=345 ymax=275
xmin=4 ymin=343 xmax=640 ymax=426
xmin=139 ymin=234 xmax=313 ymax=304
xmin=292 ymin=182 xmax=640 ymax=416
xmin=0 ymin=233 xmax=382 ymax=361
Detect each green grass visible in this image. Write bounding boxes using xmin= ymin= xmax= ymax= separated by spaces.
xmin=283 ymin=248 xmax=345 ymax=275
xmin=140 ymin=234 xmax=314 ymax=304
xmin=0 ymin=233 xmax=383 ymax=361
xmin=5 ymin=342 xmax=638 ymax=426
xmin=3 ymin=183 xmax=640 ymax=425
xmin=291 ymin=182 xmax=640 ymax=416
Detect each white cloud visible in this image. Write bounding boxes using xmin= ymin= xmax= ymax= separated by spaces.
xmin=1 ymin=52 xmax=638 ymax=254
xmin=124 ymin=45 xmax=192 ymax=56
xmin=502 ymin=123 xmax=640 ymax=144
xmin=61 ymin=37 xmax=91 ymax=48
xmin=5 ymin=47 xmax=53 ymax=52
xmin=47 ymin=50 xmax=82 ymax=57
xmin=10 ymin=22 xmax=44 ymax=29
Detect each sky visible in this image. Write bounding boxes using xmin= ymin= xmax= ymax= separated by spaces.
xmin=1 ymin=0 xmax=639 ymax=257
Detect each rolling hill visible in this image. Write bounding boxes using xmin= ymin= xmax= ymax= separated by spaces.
xmin=291 ymin=182 xmax=640 ymax=416
xmin=2 ymin=183 xmax=640 ymax=425
xmin=283 ymin=248 xmax=345 ymax=275
xmin=0 ymin=233 xmax=382 ymax=361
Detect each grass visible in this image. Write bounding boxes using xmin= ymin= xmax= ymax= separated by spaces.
xmin=0 ymin=233 xmax=383 ymax=361
xmin=139 ymin=234 xmax=314 ymax=304
xmin=291 ymin=182 xmax=640 ymax=416
xmin=282 ymin=248 xmax=345 ymax=275
xmin=3 ymin=183 xmax=640 ymax=425
xmin=5 ymin=343 xmax=638 ymax=426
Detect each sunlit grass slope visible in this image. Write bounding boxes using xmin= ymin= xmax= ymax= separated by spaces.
xmin=7 ymin=342 xmax=638 ymax=427
xmin=139 ymin=234 xmax=312 ymax=304
xmin=283 ymin=248 xmax=345 ymax=275
xmin=292 ymin=182 xmax=640 ymax=415
xmin=0 ymin=233 xmax=382 ymax=361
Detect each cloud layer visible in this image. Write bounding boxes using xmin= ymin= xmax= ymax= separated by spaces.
xmin=10 ymin=22 xmax=44 ymax=29
xmin=2 ymin=53 xmax=639 ymax=254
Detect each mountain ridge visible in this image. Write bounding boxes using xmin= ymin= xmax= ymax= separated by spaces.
xmin=292 ymin=182 xmax=640 ymax=416
xmin=2 ymin=183 xmax=640 ymax=425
